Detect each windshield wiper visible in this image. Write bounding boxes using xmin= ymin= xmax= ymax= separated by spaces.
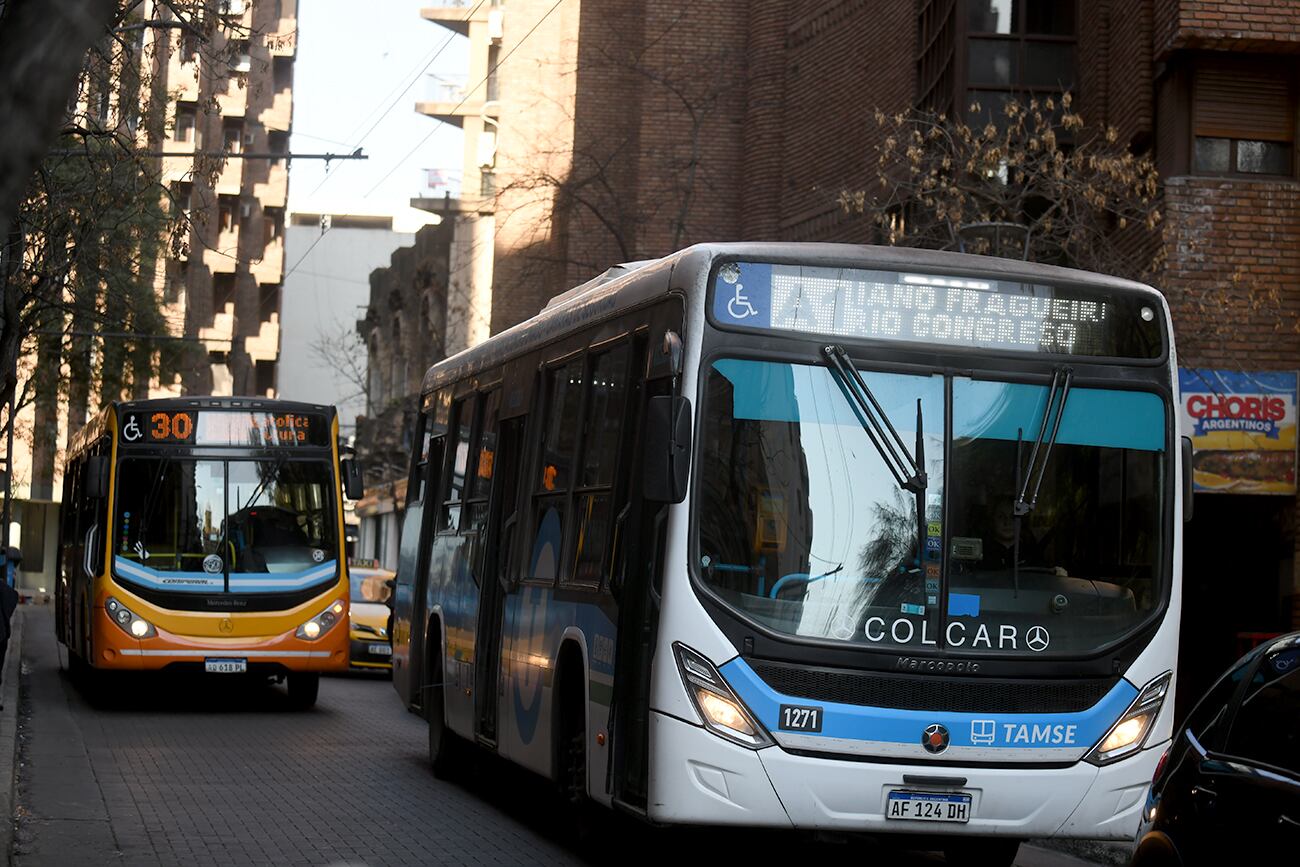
xmin=1011 ymin=365 xmax=1073 ymax=596
xmin=822 ymin=345 xmax=927 ymax=572
xmin=133 ymin=455 xmax=172 ymax=560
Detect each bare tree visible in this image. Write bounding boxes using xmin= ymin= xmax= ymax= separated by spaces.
xmin=840 ymin=94 xmax=1163 ymax=281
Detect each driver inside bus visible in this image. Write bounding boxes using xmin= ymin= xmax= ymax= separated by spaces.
xmin=976 ymin=489 xmax=1048 ymax=571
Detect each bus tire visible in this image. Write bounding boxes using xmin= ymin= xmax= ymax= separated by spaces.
xmin=556 ymin=645 xmax=593 ymax=843
xmin=427 ymin=641 xmax=467 ymax=779
xmin=287 ymin=672 xmax=320 ymax=709
xmin=943 ymin=837 xmax=1020 ymax=867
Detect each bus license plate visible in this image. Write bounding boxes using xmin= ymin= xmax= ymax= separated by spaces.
xmin=885 ymin=791 xmax=971 ymax=823
xmin=368 ymin=644 xmax=392 ymax=656
xmin=204 ymin=658 xmax=247 ymax=674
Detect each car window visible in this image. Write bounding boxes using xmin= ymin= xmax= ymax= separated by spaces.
xmin=1223 ymin=648 xmax=1300 ymax=773
xmin=1183 ymin=662 xmax=1250 ymax=748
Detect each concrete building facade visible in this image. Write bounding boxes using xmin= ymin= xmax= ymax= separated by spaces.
xmin=6 ymin=0 xmax=298 ymax=592
xmin=277 ymin=214 xmax=415 ymax=439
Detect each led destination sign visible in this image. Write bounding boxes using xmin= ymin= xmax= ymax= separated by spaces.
xmin=711 ymin=261 xmax=1163 ymax=358
xmin=120 ymin=409 xmax=328 ymax=447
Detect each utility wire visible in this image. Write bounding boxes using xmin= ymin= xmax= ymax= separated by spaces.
xmin=364 ymin=0 xmax=568 ymax=198
xmin=307 ymin=0 xmax=489 ymax=199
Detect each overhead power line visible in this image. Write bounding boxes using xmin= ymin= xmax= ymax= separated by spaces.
xmin=364 ymin=0 xmax=569 ymax=198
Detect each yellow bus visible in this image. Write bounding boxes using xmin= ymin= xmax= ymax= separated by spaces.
xmin=56 ymin=397 xmax=364 ymax=707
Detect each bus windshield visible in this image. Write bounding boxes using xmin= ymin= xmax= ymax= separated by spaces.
xmin=695 ymin=358 xmax=1166 ymax=657
xmin=112 ymin=457 xmax=339 ymax=594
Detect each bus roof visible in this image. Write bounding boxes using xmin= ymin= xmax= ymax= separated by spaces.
xmin=418 ymin=242 xmax=1164 ymax=396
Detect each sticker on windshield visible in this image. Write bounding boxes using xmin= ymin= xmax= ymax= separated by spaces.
xmin=203 ymin=554 xmax=223 ymax=574
xmin=901 ymin=603 xmax=925 ymax=616
xmin=133 ymin=541 xmax=150 ymax=561
xmin=311 ymin=548 xmax=325 ymax=563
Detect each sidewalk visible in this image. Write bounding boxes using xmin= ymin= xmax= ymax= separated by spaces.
xmin=1 ymin=606 xmax=26 ymax=867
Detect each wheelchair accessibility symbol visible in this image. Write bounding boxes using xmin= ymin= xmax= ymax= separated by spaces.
xmin=727 ymin=284 xmax=759 ymax=320
xmin=122 ymin=415 xmax=143 ymax=442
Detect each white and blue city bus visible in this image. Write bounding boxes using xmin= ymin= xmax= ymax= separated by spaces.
xmin=391 ymin=243 xmax=1188 ymax=862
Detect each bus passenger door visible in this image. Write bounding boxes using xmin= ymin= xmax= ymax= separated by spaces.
xmin=609 ymin=338 xmax=672 ymax=810
xmin=474 ymin=415 xmax=525 ymax=744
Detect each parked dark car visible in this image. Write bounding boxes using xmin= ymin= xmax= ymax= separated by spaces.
xmin=1131 ymin=632 xmax=1300 ymax=866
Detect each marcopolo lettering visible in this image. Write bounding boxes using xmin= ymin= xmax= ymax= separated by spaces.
xmin=895 ymin=657 xmax=981 ymax=674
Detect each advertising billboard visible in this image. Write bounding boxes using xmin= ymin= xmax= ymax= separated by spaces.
xmin=1179 ymin=369 xmax=1298 ymax=495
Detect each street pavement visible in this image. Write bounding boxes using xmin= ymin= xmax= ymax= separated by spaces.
xmin=11 ymin=605 xmax=1109 ymax=866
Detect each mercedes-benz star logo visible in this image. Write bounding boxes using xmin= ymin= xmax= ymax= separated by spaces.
xmin=1027 ymin=625 xmax=1051 ymax=652
xmin=922 ymin=723 xmax=950 ymax=754
xmin=219 ymin=618 xmax=234 ymax=634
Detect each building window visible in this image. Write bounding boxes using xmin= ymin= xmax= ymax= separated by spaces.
xmin=212 ymin=273 xmax=236 ymax=315
xmin=268 ymin=131 xmax=289 ymax=166
xmin=259 ymin=284 xmax=280 ymax=322
xmin=230 ymin=40 xmax=252 ymax=74
xmin=964 ymin=0 xmax=1076 ymax=124
xmin=263 ymin=207 xmax=284 ymax=246
xmin=1191 ymin=60 xmax=1294 ymax=178
xmin=218 ymin=195 xmax=239 ymax=233
xmin=174 ymin=104 xmax=196 ymax=143
xmin=255 ymin=360 xmax=276 ymax=396
xmin=273 ymin=55 xmax=293 ymax=91
xmin=222 ymin=120 xmax=244 ymax=153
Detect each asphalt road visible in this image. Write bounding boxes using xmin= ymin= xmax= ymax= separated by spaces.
xmin=12 ymin=605 xmax=1106 ymax=866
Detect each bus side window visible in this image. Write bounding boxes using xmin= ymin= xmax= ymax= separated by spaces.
xmin=568 ymin=343 xmax=631 ymax=586
xmin=464 ymin=391 xmax=501 ymax=533
xmin=60 ymin=459 xmax=82 ymax=547
xmin=86 ymin=439 xmax=110 ymax=574
xmin=531 ymin=358 xmax=584 ymax=581
xmin=439 ymin=396 xmax=472 ymax=532
xmin=406 ymin=410 xmax=431 ymax=507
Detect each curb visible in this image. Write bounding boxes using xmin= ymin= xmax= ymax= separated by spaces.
xmin=0 ymin=606 xmax=25 ymax=867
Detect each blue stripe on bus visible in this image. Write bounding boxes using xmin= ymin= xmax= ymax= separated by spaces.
xmin=720 ymin=656 xmax=1137 ymax=752
xmin=114 ymin=556 xmax=338 ymax=594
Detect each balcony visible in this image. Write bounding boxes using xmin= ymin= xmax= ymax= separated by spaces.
xmin=253 ymin=161 xmax=288 ymax=209
xmin=214 ymin=152 xmax=243 ymax=196
xmin=204 ymin=224 xmax=239 ymax=274
xmin=215 ymin=74 xmax=247 ymax=117
xmin=420 ymin=1 xmax=489 ymax=36
xmin=199 ymin=301 xmax=235 ymax=353
xmin=415 ymin=74 xmax=494 ymax=128
xmin=251 ymin=235 xmax=284 ymax=284
xmin=244 ymin=314 xmax=281 ymax=364
xmin=259 ymin=87 xmax=292 ymax=132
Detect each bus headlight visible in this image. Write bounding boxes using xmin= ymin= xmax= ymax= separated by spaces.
xmin=673 ymin=643 xmax=772 ymax=749
xmin=105 ymin=597 xmax=156 ymax=639
xmin=1085 ymin=671 xmax=1172 ymax=766
xmin=296 ymin=599 xmax=346 ymax=641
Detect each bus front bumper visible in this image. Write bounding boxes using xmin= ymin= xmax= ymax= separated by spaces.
xmin=94 ymin=608 xmax=349 ymax=672
xmin=649 ymin=711 xmax=1164 ymax=839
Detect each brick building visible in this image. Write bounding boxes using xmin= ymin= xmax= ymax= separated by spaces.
xmin=353 ymin=220 xmax=455 ymax=569
xmin=401 ymin=0 xmax=1300 ymax=694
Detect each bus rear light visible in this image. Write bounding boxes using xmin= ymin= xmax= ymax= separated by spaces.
xmin=673 ymin=643 xmax=772 ymax=749
xmin=1085 ymin=671 xmax=1171 ymax=766
xmin=296 ymin=599 xmax=346 ymax=641
xmin=105 ymin=597 xmax=156 ymax=639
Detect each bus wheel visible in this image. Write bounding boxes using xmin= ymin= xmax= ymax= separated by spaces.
xmin=427 ymin=648 xmax=467 ymax=779
xmin=557 ymin=661 xmax=593 ymax=843
xmin=287 ymin=672 xmax=320 ymax=709
xmin=943 ymin=837 xmax=1020 ymax=867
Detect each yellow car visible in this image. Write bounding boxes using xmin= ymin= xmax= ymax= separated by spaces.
xmin=347 ymin=564 xmax=394 ymax=671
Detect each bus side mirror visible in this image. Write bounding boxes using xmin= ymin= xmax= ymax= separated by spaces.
xmin=341 ymin=458 xmax=364 ymax=501
xmin=644 ymin=395 xmax=691 ymax=504
xmin=1181 ymin=436 xmax=1194 ymax=523
xmin=86 ymin=456 xmax=110 ymax=499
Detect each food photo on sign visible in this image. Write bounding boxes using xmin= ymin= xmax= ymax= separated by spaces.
xmin=1179 ymin=369 xmax=1299 ymax=494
